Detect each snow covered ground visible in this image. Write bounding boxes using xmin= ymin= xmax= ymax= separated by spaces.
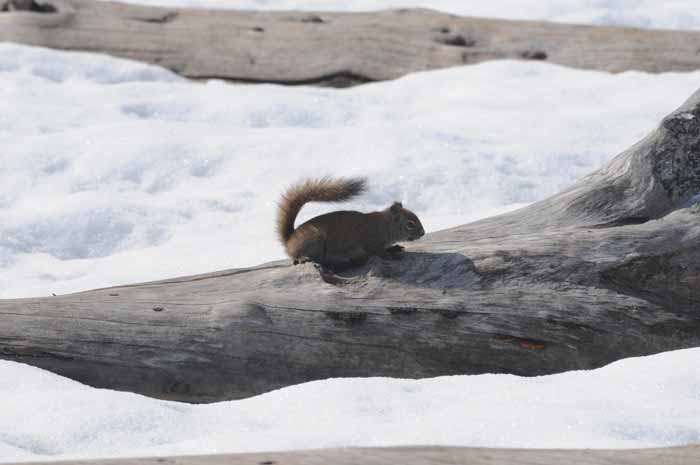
xmin=2 ymin=43 xmax=700 ymax=298
xmin=1 ymin=348 xmax=699 ymax=462
xmin=3 ymin=2 xmax=700 ymax=459
xmin=98 ymin=0 xmax=700 ymax=31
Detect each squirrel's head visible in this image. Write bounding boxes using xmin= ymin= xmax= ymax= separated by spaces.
xmin=389 ymin=202 xmax=425 ymax=242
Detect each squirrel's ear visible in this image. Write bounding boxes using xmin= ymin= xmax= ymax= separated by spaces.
xmin=390 ymin=201 xmax=403 ymax=219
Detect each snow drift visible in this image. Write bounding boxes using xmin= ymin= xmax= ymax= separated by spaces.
xmin=2 ymin=44 xmax=700 ymax=298
xmin=1 ymin=348 xmax=699 ymax=462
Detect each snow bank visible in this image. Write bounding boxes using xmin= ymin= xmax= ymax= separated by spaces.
xmin=0 ymin=348 xmax=699 ymax=462
xmin=97 ymin=0 xmax=700 ymax=31
xmin=2 ymin=43 xmax=700 ymax=298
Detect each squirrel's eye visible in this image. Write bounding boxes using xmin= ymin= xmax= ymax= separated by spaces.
xmin=407 ymin=220 xmax=416 ymax=229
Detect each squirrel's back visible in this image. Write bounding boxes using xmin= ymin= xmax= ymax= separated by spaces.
xmin=276 ymin=176 xmax=367 ymax=247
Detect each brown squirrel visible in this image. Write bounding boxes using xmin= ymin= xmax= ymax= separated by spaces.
xmin=277 ymin=177 xmax=425 ymax=270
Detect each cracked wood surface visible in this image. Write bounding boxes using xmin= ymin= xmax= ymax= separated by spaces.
xmin=9 ymin=445 xmax=700 ymax=465
xmin=1 ymin=87 xmax=699 ymax=402
xmin=3 ymin=0 xmax=700 ymax=87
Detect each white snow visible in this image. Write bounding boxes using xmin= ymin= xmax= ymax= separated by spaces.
xmin=95 ymin=0 xmax=700 ymax=31
xmin=2 ymin=43 xmax=700 ymax=298
xmin=2 ymin=2 xmax=700 ymax=460
xmin=0 ymin=348 xmax=699 ymax=462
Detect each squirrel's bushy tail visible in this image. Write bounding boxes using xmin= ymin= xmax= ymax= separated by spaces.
xmin=277 ymin=176 xmax=367 ymax=246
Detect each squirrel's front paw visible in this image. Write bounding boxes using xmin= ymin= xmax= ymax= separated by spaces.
xmin=385 ymin=245 xmax=404 ymax=254
xmin=385 ymin=245 xmax=405 ymax=259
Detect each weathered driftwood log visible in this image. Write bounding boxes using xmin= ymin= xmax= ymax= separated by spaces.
xmin=3 ymin=0 xmax=700 ymax=87
xmin=11 ymin=445 xmax=700 ymax=465
xmin=1 ymin=87 xmax=699 ymax=403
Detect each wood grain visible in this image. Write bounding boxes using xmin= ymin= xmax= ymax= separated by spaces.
xmin=10 ymin=445 xmax=700 ymax=465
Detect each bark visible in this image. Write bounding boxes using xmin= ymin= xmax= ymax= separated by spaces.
xmin=2 ymin=0 xmax=700 ymax=87
xmin=11 ymin=445 xmax=700 ymax=465
xmin=1 ymin=86 xmax=700 ymax=402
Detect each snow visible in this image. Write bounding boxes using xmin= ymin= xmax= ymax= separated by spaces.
xmin=96 ymin=0 xmax=700 ymax=31
xmin=3 ymin=43 xmax=700 ymax=298
xmin=2 ymin=2 xmax=700 ymax=461
xmin=0 ymin=348 xmax=699 ymax=462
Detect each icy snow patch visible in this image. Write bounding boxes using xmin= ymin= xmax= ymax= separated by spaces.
xmin=0 ymin=44 xmax=180 ymax=85
xmin=0 ymin=348 xmax=699 ymax=462
xmin=2 ymin=44 xmax=700 ymax=297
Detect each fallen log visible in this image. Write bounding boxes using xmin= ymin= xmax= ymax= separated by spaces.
xmin=10 ymin=445 xmax=700 ymax=465
xmin=1 ymin=83 xmax=699 ymax=402
xmin=2 ymin=0 xmax=700 ymax=87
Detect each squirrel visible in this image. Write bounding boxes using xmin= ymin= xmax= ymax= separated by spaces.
xmin=276 ymin=177 xmax=425 ymax=271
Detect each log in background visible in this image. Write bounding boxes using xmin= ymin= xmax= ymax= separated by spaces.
xmin=9 ymin=445 xmax=700 ymax=465
xmin=2 ymin=0 xmax=700 ymax=86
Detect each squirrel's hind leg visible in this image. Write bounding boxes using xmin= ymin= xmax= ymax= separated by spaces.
xmin=315 ymin=248 xmax=369 ymax=285
xmin=315 ymin=264 xmax=353 ymax=285
xmin=322 ymin=248 xmax=369 ymax=270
